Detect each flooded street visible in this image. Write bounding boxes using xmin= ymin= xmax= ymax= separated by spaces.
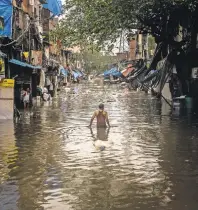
xmin=1 ymin=83 xmax=198 ymax=210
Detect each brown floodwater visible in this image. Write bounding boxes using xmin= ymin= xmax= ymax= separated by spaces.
xmin=1 ymin=83 xmax=198 ymax=210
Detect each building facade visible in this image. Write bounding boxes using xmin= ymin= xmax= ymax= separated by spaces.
xmin=0 ymin=0 xmax=70 ymax=118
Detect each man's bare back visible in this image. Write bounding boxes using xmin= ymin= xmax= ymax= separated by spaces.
xmin=89 ymin=104 xmax=110 ymax=128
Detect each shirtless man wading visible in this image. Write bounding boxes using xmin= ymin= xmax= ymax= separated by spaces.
xmin=89 ymin=104 xmax=110 ymax=128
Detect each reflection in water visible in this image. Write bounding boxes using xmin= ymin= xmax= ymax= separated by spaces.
xmin=0 ymin=121 xmax=19 ymax=210
xmin=90 ymin=127 xmax=110 ymax=151
xmin=90 ymin=127 xmax=110 ymax=141
xmin=1 ymin=84 xmax=198 ymax=209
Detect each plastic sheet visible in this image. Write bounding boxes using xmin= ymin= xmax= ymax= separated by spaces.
xmin=60 ymin=68 xmax=68 ymax=77
xmin=43 ymin=0 xmax=62 ymax=16
xmin=104 ymin=67 xmax=121 ymax=77
xmin=0 ymin=0 xmax=13 ymax=37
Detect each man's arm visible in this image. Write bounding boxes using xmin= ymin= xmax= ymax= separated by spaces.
xmin=89 ymin=112 xmax=96 ymax=127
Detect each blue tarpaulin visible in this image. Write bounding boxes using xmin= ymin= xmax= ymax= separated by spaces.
xmin=104 ymin=67 xmax=121 ymax=77
xmin=60 ymin=68 xmax=68 ymax=77
xmin=0 ymin=0 xmax=13 ymax=38
xmin=72 ymin=70 xmax=84 ymax=79
xmin=9 ymin=59 xmax=42 ymax=69
xmin=76 ymin=70 xmax=83 ymax=77
xmin=43 ymin=0 xmax=62 ymax=16
xmin=72 ymin=71 xmax=79 ymax=79
xmin=57 ymin=0 xmax=62 ymax=8
xmin=113 ymin=71 xmax=122 ymax=77
xmin=104 ymin=67 xmax=117 ymax=76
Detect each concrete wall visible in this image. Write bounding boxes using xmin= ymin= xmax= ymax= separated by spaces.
xmin=0 ymin=87 xmax=14 ymax=120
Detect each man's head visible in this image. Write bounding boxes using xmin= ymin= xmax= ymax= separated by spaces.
xmin=99 ymin=103 xmax=104 ymax=110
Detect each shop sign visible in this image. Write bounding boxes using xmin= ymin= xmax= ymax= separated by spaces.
xmin=0 ymin=79 xmax=15 ymax=88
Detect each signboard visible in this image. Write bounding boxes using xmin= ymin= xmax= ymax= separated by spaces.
xmin=0 ymin=79 xmax=14 ymax=87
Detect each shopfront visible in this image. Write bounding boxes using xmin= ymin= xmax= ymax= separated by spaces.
xmin=9 ymin=59 xmax=41 ymax=108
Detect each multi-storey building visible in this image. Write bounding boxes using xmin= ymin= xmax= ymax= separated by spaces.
xmin=0 ymin=0 xmax=63 ymax=118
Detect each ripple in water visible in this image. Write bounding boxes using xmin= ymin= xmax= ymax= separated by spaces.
xmin=0 ymin=84 xmax=198 ymax=210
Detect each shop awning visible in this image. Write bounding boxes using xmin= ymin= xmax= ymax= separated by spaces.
xmin=9 ymin=59 xmax=41 ymax=69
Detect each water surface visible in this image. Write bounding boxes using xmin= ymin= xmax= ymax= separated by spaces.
xmin=1 ymin=83 xmax=198 ymax=210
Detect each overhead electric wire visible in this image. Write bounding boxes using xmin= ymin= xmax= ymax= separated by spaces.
xmin=0 ymin=23 xmax=30 ymax=47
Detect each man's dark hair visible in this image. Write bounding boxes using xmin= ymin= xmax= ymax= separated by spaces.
xmin=99 ymin=103 xmax=104 ymax=109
